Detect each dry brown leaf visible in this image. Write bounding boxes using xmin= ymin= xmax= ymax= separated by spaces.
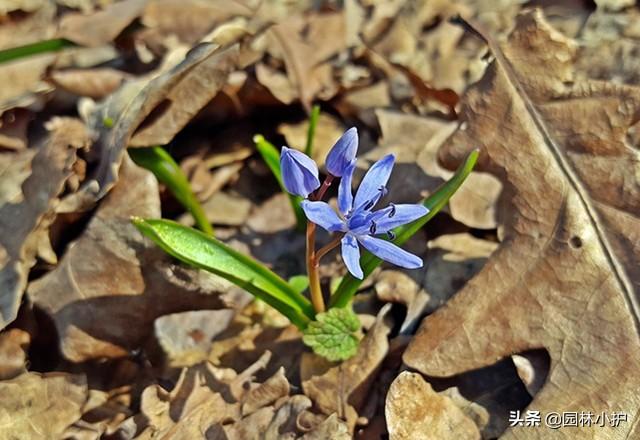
xmin=0 ymin=118 xmax=89 ymax=330
xmin=128 ymin=43 xmax=240 ymax=147
xmin=302 ymin=305 xmax=393 ymax=432
xmin=385 ymin=372 xmax=481 ymax=440
xmin=268 ymin=12 xmax=347 ymax=111
xmin=0 ymin=54 xmax=55 ymax=112
xmin=179 ymin=191 xmax=251 ymax=228
xmin=241 ymin=366 xmax=290 ymax=416
xmin=28 ymin=158 xmax=247 ymax=362
xmin=576 ymin=9 xmax=640 ymax=86
xmin=0 ymin=0 xmax=46 ymax=14
xmin=374 ymin=109 xmax=502 ymax=229
xmin=64 ymin=41 xmax=243 ymax=213
xmin=300 ymin=413 xmax=351 ymax=440
xmin=255 ymin=62 xmax=297 ymax=105
xmin=154 ymin=309 xmax=236 ymax=367
xmin=0 ymin=1 xmax=57 ymax=111
xmin=0 ymin=372 xmax=88 ymax=439
xmin=49 ymin=67 xmax=130 ymax=99
xmin=594 ymin=0 xmax=634 ymax=11
xmin=136 ymin=362 xmax=241 ymax=438
xmin=0 ymin=149 xmax=35 ymax=205
xmin=125 ymin=355 xmax=322 ymax=439
xmin=0 ymin=328 xmax=30 ymax=380
xmin=404 ymin=10 xmax=640 ymax=439
xmin=141 ymin=0 xmax=253 ymax=45
xmin=422 ymin=233 xmax=498 ymax=313
xmin=278 ymin=113 xmax=346 ymax=169
xmin=59 ymin=0 xmax=148 ymax=47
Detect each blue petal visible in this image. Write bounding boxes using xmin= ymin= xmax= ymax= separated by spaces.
xmin=338 ymin=160 xmax=355 ymax=216
xmin=357 ymin=235 xmax=422 ymax=269
xmin=325 ymin=127 xmax=358 ymax=177
xmin=353 ymin=154 xmax=395 ymax=210
xmin=280 ymin=147 xmax=320 ymax=197
xmin=374 ymin=204 xmax=429 ymax=232
xmin=341 ymin=234 xmax=363 ymax=279
xmin=300 ymin=201 xmax=345 ymax=232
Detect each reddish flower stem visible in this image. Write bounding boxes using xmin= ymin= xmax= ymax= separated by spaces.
xmin=306 ymin=175 xmax=335 ymax=314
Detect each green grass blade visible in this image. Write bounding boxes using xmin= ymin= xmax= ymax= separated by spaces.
xmin=132 ymin=218 xmax=315 ymax=328
xmin=253 ymin=135 xmax=306 ymax=230
xmin=330 ymin=150 xmax=479 ymax=308
xmin=305 ymin=105 xmax=320 ymax=157
xmin=129 ymin=146 xmax=214 ymax=236
xmin=0 ymin=39 xmax=76 ymax=64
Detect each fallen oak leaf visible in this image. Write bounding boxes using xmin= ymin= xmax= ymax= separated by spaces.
xmin=404 ymin=10 xmax=640 ymax=439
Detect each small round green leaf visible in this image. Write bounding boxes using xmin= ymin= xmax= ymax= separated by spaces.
xmin=302 ymin=307 xmax=361 ymax=361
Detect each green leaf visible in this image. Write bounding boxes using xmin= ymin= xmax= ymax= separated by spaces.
xmin=253 ymin=134 xmax=306 ymax=230
xmin=302 ymin=307 xmax=361 ymax=361
xmin=129 ymin=146 xmax=214 ymax=236
xmin=330 ymin=149 xmax=479 ymax=308
xmin=288 ymin=275 xmax=309 ymax=294
xmin=305 ymin=105 xmax=321 ymax=157
xmin=132 ymin=218 xmax=314 ymax=328
xmin=0 ymin=38 xmax=76 ymax=64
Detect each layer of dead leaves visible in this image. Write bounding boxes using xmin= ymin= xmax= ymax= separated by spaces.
xmin=1 ymin=0 xmax=639 ymax=439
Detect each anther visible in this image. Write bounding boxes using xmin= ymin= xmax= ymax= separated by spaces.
xmin=388 ymin=203 xmax=396 ymax=218
xmin=387 ymin=231 xmax=396 ymax=240
xmin=369 ymin=221 xmax=377 ymax=235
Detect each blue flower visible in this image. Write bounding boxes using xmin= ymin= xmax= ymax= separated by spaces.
xmin=280 ymin=146 xmax=320 ymax=197
xmin=325 ymin=127 xmax=358 ymax=177
xmin=301 ymin=154 xmax=428 ymax=279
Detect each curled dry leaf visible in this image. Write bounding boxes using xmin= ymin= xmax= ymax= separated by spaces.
xmin=120 ymin=355 xmax=329 ymax=439
xmin=28 ymin=158 xmax=246 ymax=362
xmin=65 ymin=41 xmax=242 ymax=213
xmin=0 ymin=117 xmax=89 ymax=330
xmin=0 ymin=372 xmax=88 ymax=439
xmin=385 ymin=372 xmax=481 ymax=440
xmin=404 ymin=10 xmax=640 ymax=439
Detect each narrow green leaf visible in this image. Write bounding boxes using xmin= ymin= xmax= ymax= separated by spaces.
xmin=129 ymin=146 xmax=214 ymax=236
xmin=330 ymin=150 xmax=479 ymax=308
xmin=132 ymin=218 xmax=315 ymax=328
xmin=302 ymin=307 xmax=360 ymax=361
xmin=0 ymin=38 xmax=76 ymax=64
xmin=288 ymin=275 xmax=309 ymax=294
xmin=253 ymin=134 xmax=306 ymax=230
xmin=305 ymin=105 xmax=321 ymax=157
